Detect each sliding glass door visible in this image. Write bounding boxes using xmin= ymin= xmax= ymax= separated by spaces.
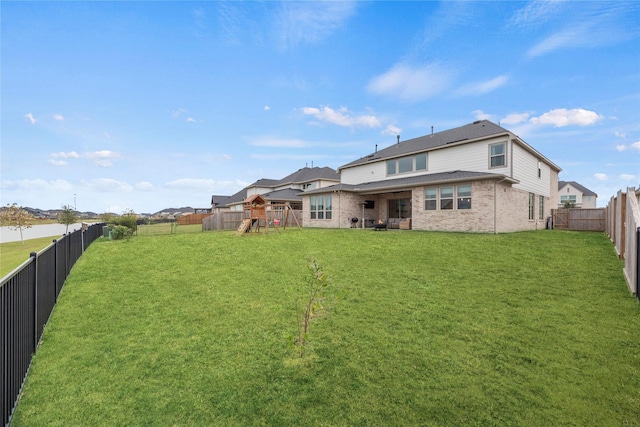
xmin=388 ymin=199 xmax=411 ymax=218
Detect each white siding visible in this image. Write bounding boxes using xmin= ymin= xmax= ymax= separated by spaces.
xmin=512 ymin=143 xmax=551 ymax=196
xmin=341 ymin=162 xmax=387 ymax=184
xmin=428 ymin=137 xmax=509 ymax=174
xmin=340 ymin=136 xmax=510 ymax=184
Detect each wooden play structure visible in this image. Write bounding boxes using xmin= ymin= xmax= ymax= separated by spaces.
xmin=236 ymin=195 xmax=301 ymax=235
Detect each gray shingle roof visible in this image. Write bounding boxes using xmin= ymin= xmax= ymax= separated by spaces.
xmin=558 ymin=181 xmax=597 ymax=196
xmin=247 ymin=166 xmax=339 ymax=189
xmin=303 ymin=170 xmax=517 ymax=195
xmin=340 ymin=120 xmax=511 ymax=170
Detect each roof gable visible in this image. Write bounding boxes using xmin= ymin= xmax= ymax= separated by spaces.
xmin=558 ymin=180 xmax=597 ymax=196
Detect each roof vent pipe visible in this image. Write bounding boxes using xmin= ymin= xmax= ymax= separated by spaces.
xmin=375 ymin=144 xmax=378 ymax=153
xmin=431 ymin=126 xmax=434 ymax=135
xmin=397 ymin=135 xmax=400 ymax=145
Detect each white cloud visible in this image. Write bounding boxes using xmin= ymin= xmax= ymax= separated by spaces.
xmin=631 ymin=141 xmax=640 ymax=151
xmin=382 ymin=124 xmax=402 ymax=136
xmin=594 ymin=173 xmax=608 ymax=181
xmin=527 ymin=25 xmax=591 ymax=58
xmin=620 ymin=174 xmax=636 ymax=181
xmin=614 ymin=131 xmax=626 ymax=138
xmin=509 ymin=0 xmax=564 ymax=28
xmin=501 ymin=112 xmax=531 ymax=125
xmin=135 ymin=181 xmax=154 ymax=191
xmin=472 ymin=110 xmax=494 ymax=121
xmin=367 ymin=63 xmax=452 ymax=102
xmin=48 ymin=159 xmax=68 ymax=167
xmin=25 ymin=113 xmax=37 ymax=124
xmin=264 ymin=105 xmax=271 ymax=111
xmin=186 ymin=117 xmax=196 ymax=123
xmin=529 ymin=108 xmax=603 ymax=127
xmin=81 ymin=178 xmax=133 ymax=192
xmin=302 ymin=106 xmax=380 ymax=129
xmin=172 ymin=108 xmax=188 ymax=118
xmin=456 ymin=75 xmax=509 ymax=96
xmin=51 ymin=151 xmax=80 ymax=159
xmin=276 ymin=1 xmax=357 ymax=48
xmin=53 ymin=114 xmax=64 ymax=121
xmin=616 ymin=145 xmax=626 ymax=152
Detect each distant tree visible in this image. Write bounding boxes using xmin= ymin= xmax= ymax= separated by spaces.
xmin=100 ymin=212 xmax=116 ymax=224
xmin=0 ymin=203 xmax=35 ymax=246
xmin=58 ymin=204 xmax=78 ymax=233
xmin=563 ymin=201 xmax=576 ymax=209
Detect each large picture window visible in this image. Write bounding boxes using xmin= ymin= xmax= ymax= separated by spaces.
xmin=490 ymin=142 xmax=506 ymax=168
xmin=310 ymin=195 xmax=332 ymax=220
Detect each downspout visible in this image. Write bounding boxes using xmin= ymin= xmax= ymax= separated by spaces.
xmin=494 ymin=176 xmax=510 ymax=234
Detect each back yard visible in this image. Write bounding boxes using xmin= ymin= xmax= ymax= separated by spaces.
xmin=10 ymin=229 xmax=640 ymax=426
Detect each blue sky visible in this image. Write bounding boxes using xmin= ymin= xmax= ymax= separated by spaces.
xmin=2 ymin=1 xmax=638 ymax=213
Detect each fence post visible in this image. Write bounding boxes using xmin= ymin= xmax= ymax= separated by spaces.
xmin=29 ymin=252 xmax=38 ymax=349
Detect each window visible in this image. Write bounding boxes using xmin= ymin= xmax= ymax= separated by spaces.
xmin=425 ymin=184 xmax=472 ymax=211
xmin=387 ymin=153 xmax=428 ymax=175
xmin=440 ymin=186 xmax=454 ymax=210
xmin=386 ymin=160 xmax=397 ymax=175
xmin=425 ymin=188 xmax=437 ymax=210
xmin=539 ymin=195 xmax=544 ymax=220
xmin=457 ymin=185 xmax=472 ymax=209
xmin=560 ymin=195 xmax=577 ymax=203
xmin=537 ymin=161 xmax=542 ymax=178
xmin=310 ymin=195 xmax=332 ymax=220
xmin=490 ymin=143 xmax=506 ymax=168
xmin=528 ymin=193 xmax=535 ymax=220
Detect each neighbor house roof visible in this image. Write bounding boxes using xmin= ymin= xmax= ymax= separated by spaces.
xmin=339 ymin=120 xmax=560 ymax=172
xmin=246 ymin=166 xmax=340 ymax=189
xmin=261 ymin=188 xmax=303 ymax=201
xmin=303 ymin=170 xmax=518 ymax=195
xmin=558 ymin=181 xmax=597 ymax=196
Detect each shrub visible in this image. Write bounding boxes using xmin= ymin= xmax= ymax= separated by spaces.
xmin=110 ymin=225 xmax=133 ymax=240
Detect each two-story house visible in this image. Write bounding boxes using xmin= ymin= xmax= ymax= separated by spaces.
xmin=301 ymin=120 xmax=561 ymax=233
xmin=557 ymin=181 xmax=597 ymax=208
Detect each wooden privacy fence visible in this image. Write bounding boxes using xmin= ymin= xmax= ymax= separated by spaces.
xmin=552 ymin=208 xmax=605 ymax=231
xmin=177 ymin=213 xmax=213 ymax=225
xmin=605 ymin=187 xmax=639 ymax=297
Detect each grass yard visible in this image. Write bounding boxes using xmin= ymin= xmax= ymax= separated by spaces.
xmin=0 ymin=236 xmax=59 ymax=277
xmin=10 ymin=229 xmax=640 ymax=426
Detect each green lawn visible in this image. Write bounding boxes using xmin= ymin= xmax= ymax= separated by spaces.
xmin=0 ymin=236 xmax=59 ymax=277
xmin=11 ymin=229 xmax=640 ymax=426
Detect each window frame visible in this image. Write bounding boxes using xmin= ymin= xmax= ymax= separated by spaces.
xmin=424 ymin=188 xmax=437 ymax=210
xmin=310 ymin=195 xmax=332 ymax=220
xmin=457 ymin=184 xmax=472 ymax=210
xmin=440 ymin=186 xmax=454 ymax=210
xmin=528 ymin=192 xmax=535 ymax=220
xmin=489 ymin=142 xmax=506 ymax=169
xmin=538 ymin=195 xmax=544 ymax=220
xmin=386 ymin=153 xmax=428 ymax=176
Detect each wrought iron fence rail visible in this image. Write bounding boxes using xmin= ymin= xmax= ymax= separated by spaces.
xmin=1 ymin=223 xmax=105 ymax=427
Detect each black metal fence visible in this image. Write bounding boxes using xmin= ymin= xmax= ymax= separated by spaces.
xmin=1 ymin=223 xmax=105 ymax=427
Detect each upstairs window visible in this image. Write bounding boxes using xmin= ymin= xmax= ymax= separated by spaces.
xmin=490 ymin=143 xmax=506 ymax=168
xmin=387 ymin=153 xmax=428 ymax=176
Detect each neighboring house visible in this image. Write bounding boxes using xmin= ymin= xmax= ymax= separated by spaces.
xmin=301 ymin=120 xmax=561 ymax=233
xmin=210 ymin=166 xmax=340 ymax=212
xmin=557 ymin=181 xmax=597 ymax=208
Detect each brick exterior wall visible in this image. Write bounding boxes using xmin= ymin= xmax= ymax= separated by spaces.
xmin=303 ymin=178 xmax=553 ymax=232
